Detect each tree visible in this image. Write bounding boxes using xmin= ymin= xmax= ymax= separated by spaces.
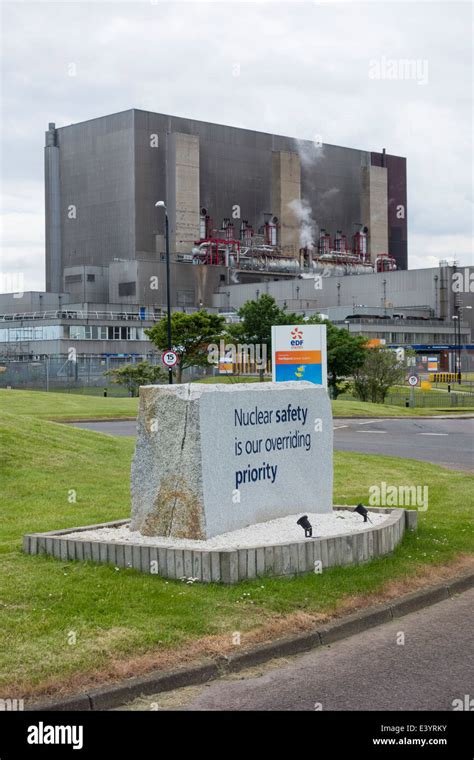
xmin=105 ymin=361 xmax=167 ymax=397
xmin=229 ymin=294 xmax=302 ymax=380
xmin=145 ymin=310 xmax=226 ymax=382
xmin=353 ymin=347 xmax=406 ymax=403
xmin=305 ymin=315 xmax=367 ymax=398
xmin=228 ymin=297 xmax=366 ymax=390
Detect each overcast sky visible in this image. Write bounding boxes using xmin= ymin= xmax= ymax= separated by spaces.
xmin=1 ymin=0 xmax=472 ymax=292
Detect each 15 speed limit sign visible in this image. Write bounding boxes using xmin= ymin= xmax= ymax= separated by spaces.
xmin=162 ymin=351 xmax=178 ymax=368
xmin=408 ymin=375 xmax=419 ymax=387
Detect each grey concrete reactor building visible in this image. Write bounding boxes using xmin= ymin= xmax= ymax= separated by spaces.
xmin=45 ymin=109 xmax=407 ymax=308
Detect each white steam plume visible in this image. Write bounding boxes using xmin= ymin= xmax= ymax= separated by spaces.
xmin=295 ymin=138 xmax=325 ymax=168
xmin=288 ymin=198 xmax=318 ymax=250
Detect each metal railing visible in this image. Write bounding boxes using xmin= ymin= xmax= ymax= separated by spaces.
xmin=346 ymin=317 xmax=470 ymax=329
xmin=0 ymin=309 xmax=164 ymax=323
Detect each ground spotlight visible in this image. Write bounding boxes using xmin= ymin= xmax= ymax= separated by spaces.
xmin=353 ymin=503 xmax=372 ymax=523
xmin=297 ymin=515 xmax=313 ymax=537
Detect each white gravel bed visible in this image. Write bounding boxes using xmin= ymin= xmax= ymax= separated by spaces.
xmin=66 ymin=509 xmax=389 ymax=551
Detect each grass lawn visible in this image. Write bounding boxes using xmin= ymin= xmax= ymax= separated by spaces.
xmin=0 ymin=396 xmax=473 ymax=698
xmin=2 ymin=388 xmax=471 ymax=425
xmin=0 ymin=388 xmax=138 ymax=420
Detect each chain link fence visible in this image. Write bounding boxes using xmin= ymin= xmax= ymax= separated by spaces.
xmin=0 ymin=356 xmax=212 ymax=394
xmin=384 ymin=390 xmax=474 ymax=408
xmin=336 ymin=389 xmax=474 ymax=408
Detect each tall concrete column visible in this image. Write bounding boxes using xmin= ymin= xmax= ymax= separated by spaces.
xmin=271 ymin=151 xmax=301 ymax=257
xmin=44 ymin=123 xmax=62 ymax=292
xmin=167 ymin=133 xmax=200 ymax=254
xmin=360 ymin=163 xmax=389 ymax=261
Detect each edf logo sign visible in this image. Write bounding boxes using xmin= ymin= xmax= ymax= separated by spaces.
xmin=272 ymin=324 xmax=327 ymax=387
xmin=290 ymin=328 xmax=303 ymax=347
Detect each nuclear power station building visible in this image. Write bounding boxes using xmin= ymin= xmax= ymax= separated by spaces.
xmin=44 ymin=109 xmax=407 ymax=310
xmin=2 ymin=110 xmax=473 ymax=386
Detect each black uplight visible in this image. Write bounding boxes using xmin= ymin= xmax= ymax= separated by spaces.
xmin=353 ymin=503 xmax=372 ymax=523
xmin=297 ymin=515 xmax=313 ymax=538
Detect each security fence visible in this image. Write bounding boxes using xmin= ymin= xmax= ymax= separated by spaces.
xmin=0 ymin=355 xmax=211 ymax=393
xmin=383 ymin=390 xmax=474 ymax=408
xmin=336 ymin=390 xmax=474 ymax=408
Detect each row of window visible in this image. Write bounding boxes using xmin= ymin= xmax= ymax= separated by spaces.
xmin=69 ymin=326 xmax=148 ymax=340
xmin=0 ymin=325 xmax=462 ymax=345
xmin=0 ymin=326 xmax=63 ymax=342
xmin=368 ymin=332 xmax=459 ymax=343
xmin=64 ymin=273 xmax=96 ymax=284
xmin=0 ymin=325 xmax=149 ymax=342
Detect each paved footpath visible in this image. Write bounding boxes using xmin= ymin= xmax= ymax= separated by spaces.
xmin=119 ymin=588 xmax=474 ymax=711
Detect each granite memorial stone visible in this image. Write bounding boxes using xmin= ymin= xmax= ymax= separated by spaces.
xmin=130 ymin=381 xmax=333 ymax=540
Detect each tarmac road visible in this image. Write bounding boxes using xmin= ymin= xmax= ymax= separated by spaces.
xmin=119 ymin=588 xmax=474 ymax=711
xmin=70 ymin=417 xmax=474 ymax=472
xmin=333 ymin=417 xmax=474 ymax=472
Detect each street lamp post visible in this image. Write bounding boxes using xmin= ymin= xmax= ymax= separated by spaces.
xmin=457 ymin=314 xmax=461 ymax=385
xmin=155 ymin=201 xmax=173 ymax=384
xmin=452 ymin=314 xmax=460 ymax=384
xmin=453 ymin=306 xmax=472 ymax=385
xmin=459 ymin=305 xmax=472 ymax=385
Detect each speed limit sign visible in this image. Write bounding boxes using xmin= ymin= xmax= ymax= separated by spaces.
xmin=162 ymin=350 xmax=178 ymax=368
xmin=408 ymin=375 xmax=419 ymax=387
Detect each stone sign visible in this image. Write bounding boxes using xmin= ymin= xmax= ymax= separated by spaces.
xmin=130 ymin=381 xmax=333 ymax=540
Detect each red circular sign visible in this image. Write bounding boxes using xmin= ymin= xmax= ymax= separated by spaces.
xmin=162 ymin=351 xmax=178 ymax=368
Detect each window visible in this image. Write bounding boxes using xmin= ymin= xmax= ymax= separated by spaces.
xmin=177 ymin=289 xmax=194 ymax=307
xmin=69 ymin=325 xmax=84 ymax=339
xmin=0 ymin=325 xmax=64 ymax=341
xmin=108 ymin=326 xmax=120 ymax=340
xmin=118 ymin=281 xmax=136 ymax=297
xmin=87 ymin=274 xmax=95 ymax=282
xmin=42 ymin=326 xmax=63 ymax=340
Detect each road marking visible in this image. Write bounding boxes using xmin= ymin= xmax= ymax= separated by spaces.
xmin=333 ymin=425 xmax=349 ymax=429
xmin=360 ymin=430 xmax=387 ymax=434
xmin=418 ymin=431 xmax=448 ymax=435
xmin=358 ymin=420 xmax=379 ymax=425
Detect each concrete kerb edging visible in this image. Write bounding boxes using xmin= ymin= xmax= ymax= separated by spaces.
xmin=332 ymin=414 xmax=474 ymax=419
xmin=26 ymin=570 xmax=474 ymax=712
xmin=57 ymin=417 xmax=137 ymax=424
xmin=23 ymin=507 xmax=413 ymax=584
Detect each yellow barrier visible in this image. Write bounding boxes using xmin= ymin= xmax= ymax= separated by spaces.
xmin=432 ymin=373 xmax=456 ymax=383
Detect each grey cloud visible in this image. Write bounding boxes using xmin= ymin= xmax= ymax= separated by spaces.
xmin=0 ymin=0 xmax=472 ymax=290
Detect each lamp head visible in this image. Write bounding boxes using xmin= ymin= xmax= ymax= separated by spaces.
xmin=297 ymin=515 xmax=313 ymax=538
xmin=353 ymin=503 xmax=371 ymax=523
xmin=155 ymin=201 xmax=166 ymax=209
